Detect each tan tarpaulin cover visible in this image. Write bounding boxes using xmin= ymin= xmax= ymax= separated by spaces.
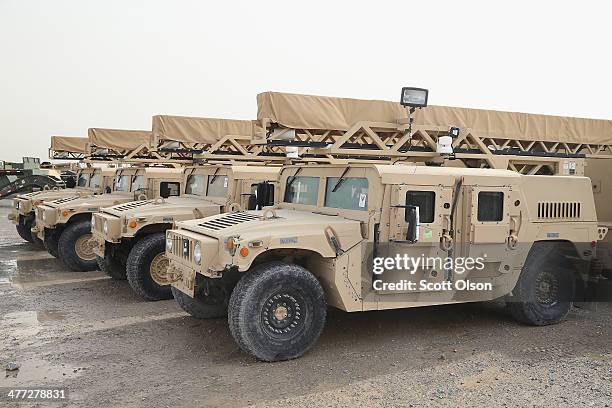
xmin=257 ymin=92 xmax=407 ymax=131
xmin=88 ymin=128 xmax=152 ymax=150
xmin=50 ymin=136 xmax=88 ymax=153
xmin=415 ymin=106 xmax=612 ymax=144
xmin=152 ymin=115 xmax=255 ymax=144
xmin=257 ymin=92 xmax=612 ymax=144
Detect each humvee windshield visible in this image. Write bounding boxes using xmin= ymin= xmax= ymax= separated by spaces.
xmin=115 ymin=175 xmax=131 ymax=192
xmin=206 ymin=175 xmax=228 ymax=197
xmin=90 ymin=172 xmax=102 ymax=189
xmin=284 ymin=176 xmax=319 ymax=205
xmin=185 ymin=175 xmax=205 ymax=196
xmin=131 ymin=175 xmax=145 ymax=192
xmin=77 ymin=173 xmax=90 ymax=187
xmin=324 ymin=177 xmax=368 ymax=211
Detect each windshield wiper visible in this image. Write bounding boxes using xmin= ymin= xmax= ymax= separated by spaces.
xmin=331 ymin=166 xmax=351 ymax=192
xmin=286 ymin=167 xmax=303 ymax=190
xmin=209 ymin=168 xmax=221 ymax=184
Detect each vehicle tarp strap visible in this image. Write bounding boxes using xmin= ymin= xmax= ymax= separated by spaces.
xmin=152 ymin=115 xmax=257 ymax=144
xmin=88 ymin=128 xmax=153 ymax=150
xmin=50 ymin=136 xmax=89 ymax=153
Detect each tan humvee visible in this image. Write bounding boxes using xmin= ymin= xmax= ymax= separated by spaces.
xmin=35 ymin=167 xmax=183 ymax=271
xmin=8 ymin=167 xmax=116 ymax=244
xmin=91 ymin=164 xmax=279 ymax=301
xmin=166 ymin=164 xmax=608 ymax=361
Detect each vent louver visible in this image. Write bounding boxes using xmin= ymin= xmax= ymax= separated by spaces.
xmin=537 ymin=202 xmax=581 ymax=219
xmin=198 ymin=212 xmax=260 ymax=230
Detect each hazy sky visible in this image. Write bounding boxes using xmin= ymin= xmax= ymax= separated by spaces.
xmin=0 ymin=0 xmax=610 ymax=162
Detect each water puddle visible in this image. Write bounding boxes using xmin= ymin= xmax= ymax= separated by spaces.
xmin=0 ymin=256 xmax=108 ymax=289
xmin=3 ymin=357 xmax=81 ymax=385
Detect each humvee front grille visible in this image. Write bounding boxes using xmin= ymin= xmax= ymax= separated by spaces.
xmin=170 ymin=235 xmax=194 ymax=263
xmin=537 ymin=201 xmax=581 ymax=220
xmin=198 ymin=212 xmax=259 ymax=230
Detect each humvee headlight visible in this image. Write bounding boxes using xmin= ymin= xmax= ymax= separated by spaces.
xmin=42 ymin=211 xmax=46 ymax=221
xmin=400 ymin=87 xmax=428 ymax=108
xmin=166 ymin=237 xmax=173 ymax=252
xmin=193 ymin=242 xmax=202 ymax=265
xmin=103 ymin=220 xmax=108 ymax=234
xmin=15 ymin=201 xmax=20 ymax=209
xmin=91 ymin=216 xmax=96 ymax=229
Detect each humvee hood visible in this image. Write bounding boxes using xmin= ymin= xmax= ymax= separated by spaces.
xmin=47 ymin=192 xmax=133 ymax=209
xmin=179 ymin=209 xmax=364 ymax=255
xmin=18 ymin=187 xmax=93 ymax=201
xmin=102 ymin=196 xmax=219 ymax=218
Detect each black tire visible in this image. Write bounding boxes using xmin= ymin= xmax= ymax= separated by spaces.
xmin=57 ymin=220 xmax=98 ymax=271
xmin=126 ymin=233 xmax=172 ymax=301
xmin=228 ymin=262 xmax=327 ymax=362
xmin=508 ymin=243 xmax=575 ymax=326
xmin=96 ymin=252 xmax=126 ymax=280
xmin=16 ymin=216 xmax=34 ymax=243
xmin=172 ymin=286 xmax=228 ymax=318
xmin=43 ymin=228 xmax=62 ymax=258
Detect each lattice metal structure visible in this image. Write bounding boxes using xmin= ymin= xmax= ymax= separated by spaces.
xmin=49 ymin=136 xmax=89 ymax=160
xmin=249 ymin=92 xmax=612 ymax=175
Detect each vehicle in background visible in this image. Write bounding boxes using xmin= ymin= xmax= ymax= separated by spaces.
xmin=35 ymin=167 xmax=182 ymax=271
xmin=8 ymin=166 xmax=115 ymax=244
xmin=92 ymin=164 xmax=278 ymax=300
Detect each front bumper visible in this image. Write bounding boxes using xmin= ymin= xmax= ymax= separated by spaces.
xmin=35 ymin=226 xmax=45 ymax=241
xmin=36 ymin=206 xmax=58 ymax=230
xmin=91 ymin=230 xmax=106 ymax=258
xmin=167 ymin=260 xmax=197 ymax=297
xmin=166 ymin=229 xmax=224 ymax=298
xmin=91 ymin=213 xmax=122 ymax=243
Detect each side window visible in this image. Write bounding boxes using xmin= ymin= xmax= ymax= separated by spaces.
xmin=477 ymin=191 xmax=504 ymax=222
xmin=406 ymin=191 xmax=435 ymax=223
xmin=161 ymin=182 xmax=180 ymax=197
xmin=324 ymin=177 xmax=369 ymax=211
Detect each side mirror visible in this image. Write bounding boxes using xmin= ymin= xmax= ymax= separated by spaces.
xmin=405 ymin=205 xmax=420 ymax=243
xmin=159 ymin=183 xmax=171 ymax=199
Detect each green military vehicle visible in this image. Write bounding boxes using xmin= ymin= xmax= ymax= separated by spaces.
xmin=35 ymin=166 xmax=183 ymax=271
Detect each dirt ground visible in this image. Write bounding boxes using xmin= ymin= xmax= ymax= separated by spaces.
xmin=0 ymin=200 xmax=610 ymax=407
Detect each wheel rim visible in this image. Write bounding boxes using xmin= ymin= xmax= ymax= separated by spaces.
xmin=150 ymin=253 xmax=170 ymax=285
xmin=535 ymin=270 xmax=559 ymax=307
xmin=261 ymin=292 xmax=305 ymax=338
xmin=74 ymin=234 xmax=96 ymax=261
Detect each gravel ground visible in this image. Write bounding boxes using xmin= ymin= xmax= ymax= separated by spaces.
xmin=0 ymin=200 xmax=610 ymax=407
